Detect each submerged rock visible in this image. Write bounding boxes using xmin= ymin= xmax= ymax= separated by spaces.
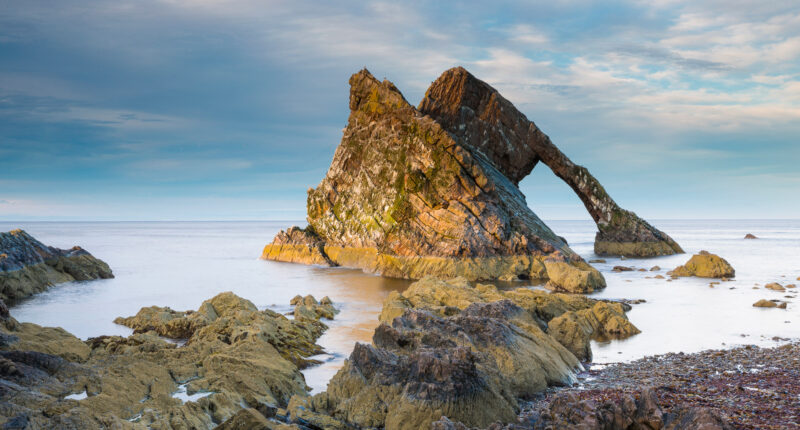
xmin=670 ymin=251 xmax=735 ymax=279
xmin=264 ymin=67 xmax=681 ymax=286
xmin=0 ymin=230 xmax=113 ymax=303
xmin=0 ymin=293 xmax=331 ymax=429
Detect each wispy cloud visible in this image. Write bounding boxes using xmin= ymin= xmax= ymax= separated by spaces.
xmin=0 ymin=0 xmax=798 ymax=219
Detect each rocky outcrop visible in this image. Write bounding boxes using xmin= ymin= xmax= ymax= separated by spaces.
xmin=275 ymin=278 xmax=640 ymax=429
xmin=0 ymin=293 xmax=332 ymax=429
xmin=380 ymin=277 xmax=638 ymax=360
xmin=670 ymin=251 xmax=735 ymax=279
xmin=264 ymin=67 xmax=679 ymax=286
xmin=744 ymin=233 xmax=758 ymax=239
xmin=290 ymin=294 xmax=338 ymax=321
xmin=0 ymin=229 xmax=113 ymax=303
xmin=290 ymin=303 xmax=580 ymax=429
xmin=418 ymin=67 xmax=683 ymax=258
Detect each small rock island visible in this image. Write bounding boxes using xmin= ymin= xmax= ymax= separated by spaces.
xmin=0 ymin=230 xmax=113 ymax=303
xmin=262 ymin=67 xmax=682 ymax=290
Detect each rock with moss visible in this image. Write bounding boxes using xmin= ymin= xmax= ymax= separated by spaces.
xmin=297 ymin=277 xmax=640 ymax=429
xmin=262 ymin=68 xmax=608 ymax=291
xmin=290 ymin=294 xmax=338 ymax=321
xmin=0 ymin=293 xmax=332 ymax=429
xmin=302 ymin=300 xmax=581 ymax=430
xmin=0 ymin=229 xmax=113 ymax=303
xmin=379 ymin=277 xmax=639 ymax=361
xmin=547 ymin=302 xmax=641 ymax=361
xmin=670 ymin=251 xmax=735 ymax=279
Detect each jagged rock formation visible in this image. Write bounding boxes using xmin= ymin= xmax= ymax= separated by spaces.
xmin=288 ymin=303 xmax=580 ymax=429
xmin=417 ymin=67 xmax=683 ymax=258
xmin=262 ymin=68 xmax=681 ymax=287
xmin=276 ymin=277 xmax=641 ymax=429
xmin=263 ymin=69 xmax=604 ymax=289
xmin=379 ymin=277 xmax=639 ymax=361
xmin=0 ymin=293 xmax=333 ymax=429
xmin=0 ymin=229 xmax=113 ymax=303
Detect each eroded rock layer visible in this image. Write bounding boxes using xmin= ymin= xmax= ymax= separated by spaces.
xmin=279 ymin=277 xmax=641 ymax=429
xmin=262 ymin=69 xmax=604 ymax=288
xmin=0 ymin=230 xmax=113 ymax=303
xmin=418 ymin=67 xmax=683 ymax=258
xmin=0 ymin=293 xmax=334 ymax=429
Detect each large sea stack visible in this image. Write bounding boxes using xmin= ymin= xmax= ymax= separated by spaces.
xmin=262 ymin=67 xmax=681 ymax=287
xmin=0 ymin=229 xmax=113 ymax=303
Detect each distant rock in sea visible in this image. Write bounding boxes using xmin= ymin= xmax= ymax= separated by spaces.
xmin=744 ymin=233 xmax=758 ymax=239
xmin=668 ymin=251 xmax=736 ymax=281
xmin=262 ymin=67 xmax=682 ymax=287
xmin=670 ymin=251 xmax=735 ymax=279
xmin=0 ymin=229 xmax=113 ymax=302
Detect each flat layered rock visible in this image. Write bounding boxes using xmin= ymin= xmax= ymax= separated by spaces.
xmin=0 ymin=229 xmax=113 ymax=303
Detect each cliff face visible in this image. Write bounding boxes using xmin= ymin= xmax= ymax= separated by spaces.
xmin=263 ymin=67 xmax=681 ymax=286
xmin=418 ymin=67 xmax=683 ymax=258
xmin=0 ymin=230 xmax=113 ymax=303
xmin=264 ymin=69 xmax=603 ymax=290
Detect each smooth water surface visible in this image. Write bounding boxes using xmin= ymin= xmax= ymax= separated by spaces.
xmin=2 ymin=220 xmax=798 ymax=392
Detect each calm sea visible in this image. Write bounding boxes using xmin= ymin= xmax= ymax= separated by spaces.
xmin=2 ymin=220 xmax=798 ymax=392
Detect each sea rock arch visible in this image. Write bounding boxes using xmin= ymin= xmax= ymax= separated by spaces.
xmin=262 ymin=67 xmax=682 ymax=290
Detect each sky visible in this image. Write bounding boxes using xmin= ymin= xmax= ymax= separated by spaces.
xmin=0 ymin=0 xmax=798 ymax=221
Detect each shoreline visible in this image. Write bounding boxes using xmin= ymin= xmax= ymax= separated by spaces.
xmin=519 ymin=342 xmax=800 ymax=429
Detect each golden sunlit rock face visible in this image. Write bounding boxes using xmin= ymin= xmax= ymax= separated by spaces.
xmin=670 ymin=250 xmax=736 ymax=279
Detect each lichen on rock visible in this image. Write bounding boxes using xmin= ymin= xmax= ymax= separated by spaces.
xmin=379 ymin=277 xmax=639 ymax=362
xmin=280 ymin=277 xmax=640 ymax=429
xmin=0 ymin=230 xmax=113 ymax=303
xmin=0 ymin=293 xmax=332 ymax=429
xmin=264 ymin=67 xmax=680 ymax=289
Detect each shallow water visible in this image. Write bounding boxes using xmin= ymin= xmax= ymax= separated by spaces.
xmin=2 ymin=220 xmax=798 ymax=392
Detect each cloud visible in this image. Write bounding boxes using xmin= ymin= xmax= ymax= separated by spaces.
xmin=0 ymin=0 xmax=798 ymax=219
xmin=613 ymin=44 xmax=729 ymax=70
